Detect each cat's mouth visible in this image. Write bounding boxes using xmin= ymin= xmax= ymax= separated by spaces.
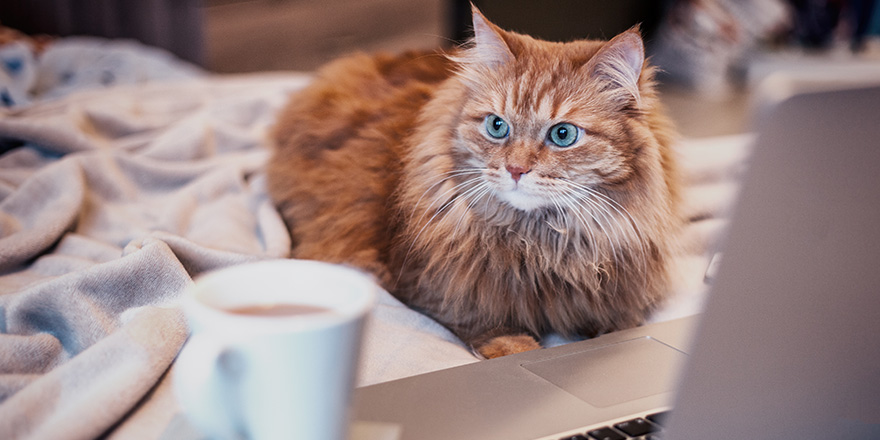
xmin=479 ymin=167 xmax=557 ymax=211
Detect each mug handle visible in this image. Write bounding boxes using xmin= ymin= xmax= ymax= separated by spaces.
xmin=174 ymin=333 xmax=245 ymax=439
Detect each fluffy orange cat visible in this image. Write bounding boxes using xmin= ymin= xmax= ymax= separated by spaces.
xmin=267 ymin=7 xmax=682 ymax=359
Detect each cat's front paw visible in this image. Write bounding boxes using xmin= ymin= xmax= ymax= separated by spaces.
xmin=476 ymin=334 xmax=541 ymax=359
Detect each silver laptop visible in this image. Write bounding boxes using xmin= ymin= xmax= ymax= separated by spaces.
xmin=353 ymin=85 xmax=880 ymax=440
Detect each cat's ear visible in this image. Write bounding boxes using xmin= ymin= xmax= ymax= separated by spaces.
xmin=586 ymin=28 xmax=645 ymax=108
xmin=469 ymin=5 xmax=514 ymax=68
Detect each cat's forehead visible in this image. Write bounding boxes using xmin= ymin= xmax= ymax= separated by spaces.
xmin=469 ymin=59 xmax=608 ymax=124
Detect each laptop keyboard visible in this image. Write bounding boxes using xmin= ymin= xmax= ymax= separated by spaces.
xmin=558 ymin=411 xmax=669 ymax=440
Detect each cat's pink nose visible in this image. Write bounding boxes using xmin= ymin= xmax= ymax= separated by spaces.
xmin=506 ymin=165 xmax=530 ymax=182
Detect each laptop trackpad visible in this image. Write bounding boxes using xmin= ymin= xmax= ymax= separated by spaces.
xmin=521 ymin=337 xmax=687 ymax=408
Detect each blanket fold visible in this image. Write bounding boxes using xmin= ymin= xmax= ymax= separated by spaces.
xmin=0 ymin=157 xmax=85 ymax=270
xmin=0 ymin=74 xmax=310 ymax=439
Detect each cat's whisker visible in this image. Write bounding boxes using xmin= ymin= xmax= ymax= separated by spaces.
xmin=412 ymin=174 xmax=486 ymax=232
xmin=574 ymin=183 xmax=647 ymax=246
xmin=483 ymin=185 xmax=496 ymax=214
xmin=411 ymin=168 xmax=487 ymax=222
xmin=399 ymin=175 xmax=487 ymax=284
xmin=544 ymin=193 xmax=570 ymax=236
xmin=546 ymin=191 xmax=594 ymax=259
xmin=412 ymin=169 xmax=484 ymax=206
xmin=597 ymin=197 xmax=649 ymax=279
xmin=431 ymin=177 xmax=488 ymax=219
xmin=558 ymin=180 xmax=650 ymax=282
xmin=576 ymin=193 xmax=631 ymax=293
xmin=562 ymin=180 xmax=648 ymax=247
xmin=569 ymin=182 xmax=650 ymax=278
xmin=573 ymin=190 xmax=630 ymax=257
xmin=447 ymin=181 xmax=488 ymax=229
xmin=549 ymin=192 xmax=596 ymax=269
xmin=560 ymin=190 xmax=621 ymax=265
xmin=573 ymin=201 xmax=623 ymax=295
xmin=555 ymin=186 xmax=627 ymax=293
xmin=411 ymin=179 xmax=481 ymax=251
xmin=452 ymin=182 xmax=493 ymax=238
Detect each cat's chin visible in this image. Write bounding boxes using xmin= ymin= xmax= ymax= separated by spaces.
xmin=497 ymin=190 xmax=548 ymax=212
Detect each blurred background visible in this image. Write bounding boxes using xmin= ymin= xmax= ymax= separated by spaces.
xmin=3 ymin=0 xmax=880 ymax=136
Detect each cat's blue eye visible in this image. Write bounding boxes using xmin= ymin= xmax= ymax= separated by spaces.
xmin=548 ymin=122 xmax=580 ymax=147
xmin=484 ymin=114 xmax=509 ymax=139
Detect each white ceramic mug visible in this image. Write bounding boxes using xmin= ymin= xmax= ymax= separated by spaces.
xmin=174 ymin=259 xmax=378 ymax=440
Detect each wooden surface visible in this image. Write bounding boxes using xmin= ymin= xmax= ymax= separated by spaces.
xmin=203 ymin=0 xmax=448 ymax=73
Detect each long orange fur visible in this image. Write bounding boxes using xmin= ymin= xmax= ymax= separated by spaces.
xmin=267 ymin=7 xmax=682 ymax=358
